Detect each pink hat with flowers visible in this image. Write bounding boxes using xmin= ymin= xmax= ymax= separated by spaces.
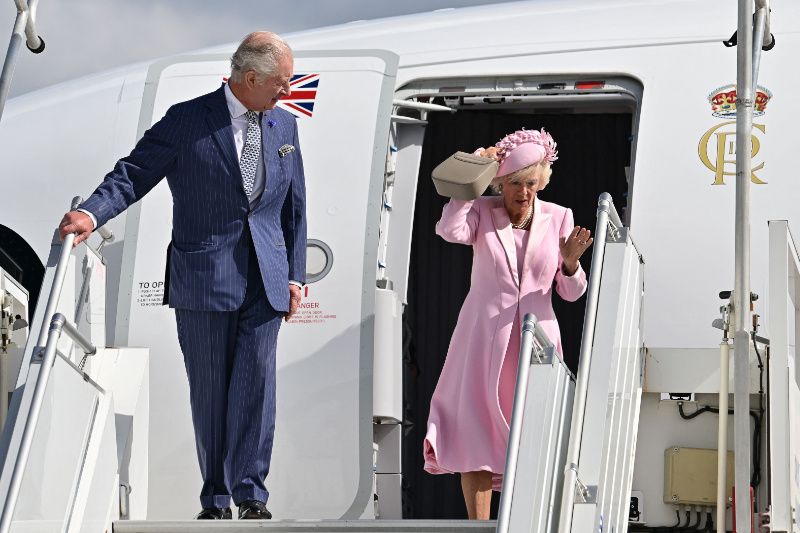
xmin=495 ymin=128 xmax=558 ymax=177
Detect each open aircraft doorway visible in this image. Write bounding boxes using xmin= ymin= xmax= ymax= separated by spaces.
xmin=391 ymin=76 xmax=641 ymax=519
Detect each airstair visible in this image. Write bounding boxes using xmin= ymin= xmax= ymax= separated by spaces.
xmin=0 ymin=197 xmax=149 ymax=533
xmin=0 ymin=191 xmax=646 ymax=533
xmin=115 ymin=194 xmax=645 ymax=533
xmin=498 ymin=193 xmax=645 ymax=533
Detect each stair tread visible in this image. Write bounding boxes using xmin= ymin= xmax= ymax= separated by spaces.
xmin=113 ymin=519 xmax=496 ymax=533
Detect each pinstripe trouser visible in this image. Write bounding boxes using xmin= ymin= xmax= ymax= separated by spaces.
xmin=175 ymin=240 xmax=282 ymax=509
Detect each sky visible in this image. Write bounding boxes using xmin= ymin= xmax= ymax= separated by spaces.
xmin=0 ymin=0 xmax=512 ymax=97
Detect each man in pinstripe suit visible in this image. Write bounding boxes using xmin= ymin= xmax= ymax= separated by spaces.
xmin=58 ymin=32 xmax=306 ymax=520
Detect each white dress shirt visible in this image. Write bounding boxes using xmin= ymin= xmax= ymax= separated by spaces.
xmin=225 ymin=83 xmax=266 ymax=208
xmin=226 ymin=84 xmax=301 ymax=288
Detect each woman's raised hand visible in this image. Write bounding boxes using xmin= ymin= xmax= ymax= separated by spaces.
xmin=478 ymin=146 xmax=500 ymax=161
xmin=559 ymin=226 xmax=593 ymax=276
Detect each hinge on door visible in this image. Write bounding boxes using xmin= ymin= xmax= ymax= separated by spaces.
xmin=758 ymin=504 xmax=772 ymax=531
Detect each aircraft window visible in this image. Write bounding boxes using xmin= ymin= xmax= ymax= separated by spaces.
xmin=306 ymin=239 xmax=333 ymax=284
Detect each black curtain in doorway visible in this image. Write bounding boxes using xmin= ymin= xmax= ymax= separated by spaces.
xmin=402 ymin=110 xmax=632 ymax=519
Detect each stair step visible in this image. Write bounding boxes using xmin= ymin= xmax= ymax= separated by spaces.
xmin=113 ymin=519 xmax=496 ymax=533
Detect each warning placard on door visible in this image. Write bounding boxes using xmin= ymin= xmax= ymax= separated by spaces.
xmin=135 ymin=280 xmax=165 ymax=307
xmin=287 ymin=287 xmax=337 ymax=325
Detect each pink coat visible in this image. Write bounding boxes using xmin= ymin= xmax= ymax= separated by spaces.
xmin=423 ymin=195 xmax=587 ymax=488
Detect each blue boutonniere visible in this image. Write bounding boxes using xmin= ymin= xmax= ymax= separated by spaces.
xmin=267 ymin=119 xmax=276 ymax=128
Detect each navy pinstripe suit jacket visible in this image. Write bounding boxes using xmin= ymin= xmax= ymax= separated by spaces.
xmin=80 ymin=85 xmax=307 ymax=313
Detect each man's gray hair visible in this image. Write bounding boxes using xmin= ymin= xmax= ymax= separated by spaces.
xmin=230 ymin=32 xmax=292 ymax=83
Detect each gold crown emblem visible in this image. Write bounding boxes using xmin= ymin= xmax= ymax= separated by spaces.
xmin=708 ymin=84 xmax=772 ymax=118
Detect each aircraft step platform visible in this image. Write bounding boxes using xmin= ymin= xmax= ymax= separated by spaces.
xmin=112 ymin=519 xmax=496 ymax=533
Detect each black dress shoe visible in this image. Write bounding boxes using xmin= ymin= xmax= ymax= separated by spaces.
xmin=195 ymin=507 xmax=232 ymax=519
xmin=238 ymin=499 xmax=272 ymax=519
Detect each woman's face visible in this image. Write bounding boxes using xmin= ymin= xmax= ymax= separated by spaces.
xmin=502 ymin=170 xmax=540 ymax=219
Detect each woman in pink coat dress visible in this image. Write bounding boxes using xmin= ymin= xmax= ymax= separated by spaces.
xmin=423 ymin=129 xmax=592 ymax=520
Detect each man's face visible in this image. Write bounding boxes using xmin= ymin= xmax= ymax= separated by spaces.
xmin=247 ymin=55 xmax=293 ymax=112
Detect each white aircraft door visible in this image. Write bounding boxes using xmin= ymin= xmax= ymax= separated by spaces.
xmin=114 ymin=50 xmax=398 ymax=520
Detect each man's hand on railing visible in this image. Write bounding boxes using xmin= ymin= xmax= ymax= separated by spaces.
xmin=58 ymin=211 xmax=94 ymax=246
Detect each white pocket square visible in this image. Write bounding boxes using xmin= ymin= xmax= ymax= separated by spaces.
xmin=278 ymin=144 xmax=295 ymax=158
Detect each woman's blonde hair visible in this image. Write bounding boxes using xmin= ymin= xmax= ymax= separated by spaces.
xmin=491 ymin=161 xmax=552 ymax=194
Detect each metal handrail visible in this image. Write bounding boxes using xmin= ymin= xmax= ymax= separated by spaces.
xmin=95 ymin=224 xmax=114 ymax=251
xmin=0 ymin=197 xmax=108 ymax=533
xmin=34 ymin=196 xmax=81 ymax=346
xmin=732 ymin=3 xmax=771 ymax=532
xmin=0 ymin=312 xmax=95 ymax=533
xmin=0 ymin=0 xmax=44 ymax=123
xmin=557 ymin=192 xmax=623 ymax=533
xmin=497 ymin=313 xmax=555 ymax=533
xmin=754 ymin=0 xmax=771 ymax=50
xmin=35 ymin=196 xmax=112 ymax=345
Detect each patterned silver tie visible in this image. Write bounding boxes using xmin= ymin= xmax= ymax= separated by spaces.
xmin=239 ymin=110 xmax=261 ymax=197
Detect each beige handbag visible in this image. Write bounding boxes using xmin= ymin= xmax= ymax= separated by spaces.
xmin=431 ymin=151 xmax=498 ymax=200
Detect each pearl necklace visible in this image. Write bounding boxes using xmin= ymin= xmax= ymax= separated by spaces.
xmin=511 ymin=206 xmax=533 ymax=229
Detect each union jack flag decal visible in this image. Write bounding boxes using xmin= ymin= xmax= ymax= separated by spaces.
xmin=277 ymin=73 xmax=319 ymax=118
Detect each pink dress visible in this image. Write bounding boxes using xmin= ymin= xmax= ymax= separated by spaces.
xmin=423 ymin=196 xmax=587 ymax=490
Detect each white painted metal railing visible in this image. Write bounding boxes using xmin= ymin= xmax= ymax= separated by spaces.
xmin=731 ymin=3 xmax=774 ymax=529
xmin=495 ymin=193 xmax=644 ymax=533
xmin=0 ymin=197 xmax=113 ymax=533
xmin=767 ymin=220 xmax=800 ymax=532
xmin=557 ymin=193 xmax=622 ymax=532
xmin=498 ymin=314 xmax=574 ymax=533
xmin=0 ymin=0 xmax=44 ymax=122
xmin=0 ymin=313 xmax=96 ymax=533
xmin=557 ymin=193 xmax=645 ymax=533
